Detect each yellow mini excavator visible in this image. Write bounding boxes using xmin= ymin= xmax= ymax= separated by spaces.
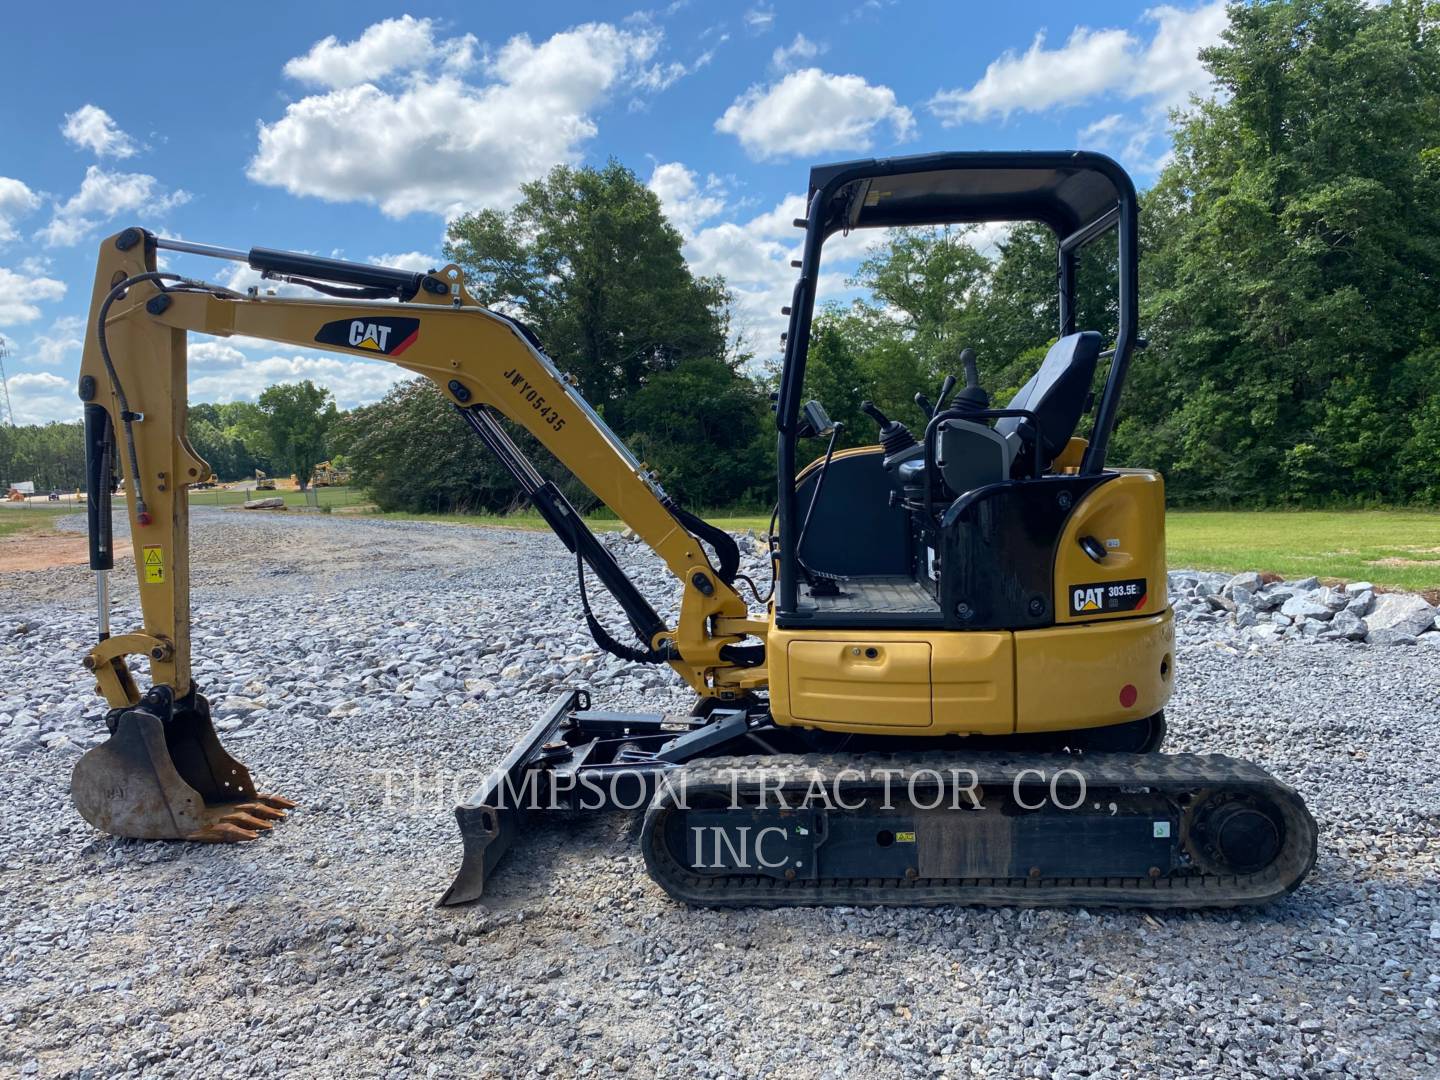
xmin=69 ymin=151 xmax=1316 ymax=908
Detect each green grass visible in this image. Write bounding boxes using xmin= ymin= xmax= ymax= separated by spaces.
xmin=1167 ymin=509 xmax=1440 ymax=593
xmin=0 ymin=504 xmax=74 ymax=539
xmin=187 ymin=484 xmax=369 ymax=509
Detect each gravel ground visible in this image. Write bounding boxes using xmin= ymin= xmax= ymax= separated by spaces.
xmin=1 ymin=509 xmax=1437 ymax=1079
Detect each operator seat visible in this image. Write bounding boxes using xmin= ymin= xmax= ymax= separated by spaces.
xmin=995 ymin=330 xmax=1102 ymax=475
xmin=897 ymin=331 xmax=1103 ymax=502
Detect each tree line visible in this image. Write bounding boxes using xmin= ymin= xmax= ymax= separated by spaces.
xmin=5 ymin=0 xmax=1436 ymax=509
xmin=1 ymin=385 xmax=338 ymax=494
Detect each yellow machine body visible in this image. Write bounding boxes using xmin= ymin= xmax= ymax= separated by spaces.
xmin=769 ymin=471 xmax=1172 ymax=736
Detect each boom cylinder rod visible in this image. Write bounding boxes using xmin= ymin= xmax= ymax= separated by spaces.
xmin=151 ymin=237 xmax=249 ymax=262
xmin=96 ymin=571 xmax=110 ymax=640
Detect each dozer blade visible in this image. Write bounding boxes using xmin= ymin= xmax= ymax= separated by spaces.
xmin=70 ymin=690 xmax=294 ymax=843
xmin=441 ymin=689 xmax=587 ymax=905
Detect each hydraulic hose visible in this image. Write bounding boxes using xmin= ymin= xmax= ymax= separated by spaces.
xmin=94 ymin=271 xmax=244 ymax=524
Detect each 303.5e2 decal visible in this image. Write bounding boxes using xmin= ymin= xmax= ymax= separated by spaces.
xmin=315 ymin=317 xmax=420 ymax=356
xmin=1069 ymin=578 xmax=1148 ymax=617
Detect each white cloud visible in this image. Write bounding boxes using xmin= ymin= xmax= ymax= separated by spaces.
xmin=634 ymin=60 xmax=690 ymax=92
xmin=283 ymin=16 xmax=471 ymax=89
xmin=1076 ymin=110 xmax=1175 ymax=173
xmin=30 ymin=314 xmax=84 ymax=369
xmin=649 ymin=162 xmax=868 ymax=359
xmin=1136 ymin=1 xmax=1228 ymax=109
xmin=715 ymin=68 xmax=915 ymax=161
xmin=7 ymin=371 xmax=75 ymax=425
xmin=651 ymin=163 xmax=1007 ymax=360
xmin=188 ymin=353 xmax=408 ymax=410
xmin=219 ymin=261 xmax=316 ymax=299
xmin=965 ymin=221 xmax=1013 ymax=259
xmin=39 ymin=165 xmax=190 ymax=247
xmin=629 ymin=44 xmax=717 ymax=109
xmin=369 ymin=251 xmax=441 ymax=273
xmin=10 ymin=371 xmax=69 ymax=391
xmin=743 ymin=5 xmax=775 ymax=33
xmin=930 ymin=1 xmax=1226 ymax=125
xmin=1079 ymin=113 xmax=1127 ymax=142
xmin=930 ymin=28 xmax=1137 ymax=123
xmin=250 ymin=21 xmax=661 ymax=219
xmin=188 ymin=340 xmax=248 ymax=367
xmin=0 ymin=178 xmax=41 ymax=245
xmin=0 ymin=266 xmax=66 ymax=326
xmin=771 ymin=33 xmax=823 ymax=72
xmin=648 ymin=162 xmax=727 ymax=234
xmin=61 ymin=105 xmax=140 ymax=159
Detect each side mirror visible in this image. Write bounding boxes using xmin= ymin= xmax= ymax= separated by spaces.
xmin=797 ymin=399 xmax=835 ymax=439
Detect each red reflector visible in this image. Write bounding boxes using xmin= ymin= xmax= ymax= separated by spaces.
xmin=1119 ymin=684 xmax=1138 ymax=708
xmin=136 ymin=511 xmax=152 ymax=526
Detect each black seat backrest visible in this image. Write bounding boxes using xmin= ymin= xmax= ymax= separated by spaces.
xmin=994 ymin=331 xmax=1102 ymax=470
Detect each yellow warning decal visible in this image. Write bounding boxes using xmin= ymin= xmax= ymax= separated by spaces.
xmin=895 ymin=831 xmax=916 ymax=844
xmin=143 ymin=545 xmax=165 ymax=584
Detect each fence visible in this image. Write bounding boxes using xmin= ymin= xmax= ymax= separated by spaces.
xmin=187 ymin=485 xmax=369 ymax=510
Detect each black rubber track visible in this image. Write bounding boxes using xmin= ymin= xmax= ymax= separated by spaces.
xmin=639 ymin=752 xmax=1317 ymax=909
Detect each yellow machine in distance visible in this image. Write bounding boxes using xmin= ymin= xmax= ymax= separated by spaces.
xmin=69 ymin=151 xmax=1316 ymax=909
xmin=310 ymin=460 xmax=350 ymax=487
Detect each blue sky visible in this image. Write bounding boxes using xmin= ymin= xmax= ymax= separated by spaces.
xmin=0 ymin=0 xmax=1226 ymax=424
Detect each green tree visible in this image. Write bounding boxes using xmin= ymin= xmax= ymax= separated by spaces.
xmin=0 ymin=421 xmax=84 ymax=491
xmin=1124 ymin=0 xmax=1440 ymax=504
xmin=444 ymin=161 xmax=733 ymax=411
xmin=187 ymin=402 xmax=270 ymax=481
xmin=624 ymin=358 xmax=771 ymax=506
xmin=973 ymin=223 xmax=1119 ymax=401
xmin=853 ymin=226 xmax=992 ymax=367
xmin=237 ymin=381 xmax=337 ymax=489
xmin=331 ymin=379 xmax=527 ymax=514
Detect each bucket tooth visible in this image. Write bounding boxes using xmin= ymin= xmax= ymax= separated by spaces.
xmin=190 ymin=821 xmax=262 ymax=843
xmin=220 ymin=810 xmax=277 ymax=832
xmin=234 ymin=801 xmax=287 ymax=822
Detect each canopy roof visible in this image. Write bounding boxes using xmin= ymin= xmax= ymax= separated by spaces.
xmin=806 ymin=151 xmax=1134 ymax=239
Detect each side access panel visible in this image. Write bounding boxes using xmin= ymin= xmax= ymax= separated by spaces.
xmin=768 ymin=626 xmax=1015 ymax=735
xmin=785 ymin=639 xmax=932 ymax=728
xmin=930 ymin=632 xmax=1014 ymax=735
xmin=1015 ymin=609 xmax=1174 ymax=733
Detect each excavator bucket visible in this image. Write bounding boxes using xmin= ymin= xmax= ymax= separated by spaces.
xmin=70 ymin=691 xmax=294 ymax=843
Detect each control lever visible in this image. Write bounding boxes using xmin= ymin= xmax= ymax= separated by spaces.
xmin=861 ymin=400 xmax=918 ymax=463
xmin=961 ymin=347 xmax=980 ymax=390
xmin=860 ymin=400 xmax=891 ymax=427
xmin=952 ymin=347 xmax=990 ymax=412
xmin=914 ymin=392 xmax=934 ymax=419
xmin=934 ymin=373 xmax=958 ymax=414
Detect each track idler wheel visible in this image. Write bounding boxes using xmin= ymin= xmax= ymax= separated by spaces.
xmin=70 ymin=686 xmax=294 ymax=843
xmin=1185 ymin=792 xmax=1284 ymax=876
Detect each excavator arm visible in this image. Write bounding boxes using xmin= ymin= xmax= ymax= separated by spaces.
xmin=69 ymin=227 xmax=766 ymax=847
